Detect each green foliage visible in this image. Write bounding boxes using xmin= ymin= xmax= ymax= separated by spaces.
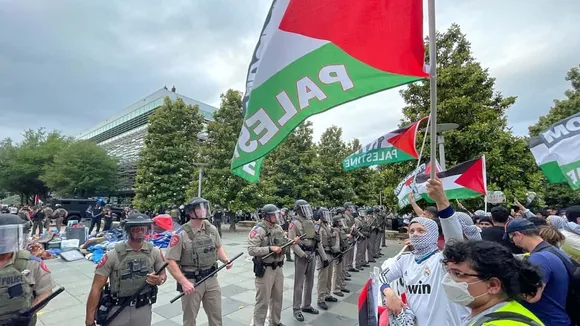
xmin=391 ymin=24 xmax=544 ymax=210
xmin=529 ymin=64 xmax=580 ymax=207
xmin=317 ymin=126 xmax=355 ymax=207
xmin=261 ymin=121 xmax=323 ymax=207
xmin=41 ymin=140 xmax=118 ymax=197
xmin=346 ymin=138 xmax=380 ymax=205
xmin=0 ymin=129 xmax=70 ymax=202
xmin=133 ymin=97 xmax=205 ymax=211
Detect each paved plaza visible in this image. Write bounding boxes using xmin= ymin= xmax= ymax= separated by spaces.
xmin=36 ymin=227 xmax=404 ymax=326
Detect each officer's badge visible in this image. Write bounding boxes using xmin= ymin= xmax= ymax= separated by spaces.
xmin=424 ymin=266 xmax=431 ymax=276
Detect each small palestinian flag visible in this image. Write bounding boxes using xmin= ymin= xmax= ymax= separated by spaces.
xmin=343 ymin=118 xmax=427 ymax=171
xmin=415 ymin=157 xmax=487 ymax=202
xmin=358 ymin=278 xmax=378 ymax=326
xmin=529 ymin=112 xmax=580 ymax=190
xmin=231 ymin=0 xmax=428 ymax=182
xmin=395 ymin=160 xmax=441 ymax=208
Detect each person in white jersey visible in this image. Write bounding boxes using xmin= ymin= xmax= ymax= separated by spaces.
xmin=380 ymin=178 xmax=470 ymax=326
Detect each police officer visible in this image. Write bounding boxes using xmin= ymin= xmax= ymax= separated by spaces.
xmin=30 ymin=206 xmax=45 ymax=236
xmin=0 ymin=214 xmax=56 ymax=326
xmin=373 ymin=207 xmax=385 ymax=256
xmin=365 ymin=208 xmax=377 ymax=263
xmin=342 ymin=203 xmax=358 ymax=273
xmin=315 ymin=207 xmax=337 ymax=310
xmin=212 ymin=205 xmax=223 ymax=237
xmin=354 ymin=208 xmax=370 ymax=269
xmin=288 ymin=200 xmax=326 ymax=322
xmin=51 ymin=205 xmax=68 ymax=233
xmin=166 ymin=198 xmax=232 ymax=326
xmin=331 ymin=214 xmax=351 ymax=298
xmin=248 ymin=204 xmax=299 ymax=326
xmin=85 ymin=213 xmax=166 ymax=326
xmin=280 ymin=208 xmax=293 ymax=262
xmin=169 ymin=205 xmax=180 ymax=225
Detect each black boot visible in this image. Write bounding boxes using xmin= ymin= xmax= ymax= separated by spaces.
xmin=348 ymin=267 xmax=359 ymax=272
xmin=345 ymin=272 xmax=351 ymax=277
xmin=345 ymin=277 xmax=351 ymax=281
xmin=362 ymin=263 xmax=370 ymax=267
xmin=341 ymin=288 xmax=351 ymax=293
xmin=333 ymin=291 xmax=344 ymax=297
xmin=317 ymin=301 xmax=328 ymax=310
xmin=368 ymin=259 xmax=376 ymax=263
xmin=301 ymin=306 xmax=320 ymax=314
xmin=293 ymin=310 xmax=304 ymax=322
xmin=325 ymin=296 xmax=338 ymax=302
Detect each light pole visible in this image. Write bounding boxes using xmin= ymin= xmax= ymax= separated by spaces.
xmin=194 ymin=131 xmax=209 ymax=198
xmin=427 ymin=123 xmax=459 ymax=170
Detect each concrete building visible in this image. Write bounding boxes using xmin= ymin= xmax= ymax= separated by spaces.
xmin=77 ymin=88 xmax=217 ymax=194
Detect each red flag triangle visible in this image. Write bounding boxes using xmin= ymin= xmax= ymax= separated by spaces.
xmin=454 ymin=158 xmax=486 ymax=195
xmin=387 ymin=118 xmax=426 ymax=159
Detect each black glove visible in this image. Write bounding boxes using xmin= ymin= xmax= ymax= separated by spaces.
xmin=322 ymin=260 xmax=330 ymax=268
xmin=8 ymin=314 xmax=33 ymax=326
xmin=336 ymin=253 xmax=343 ymax=263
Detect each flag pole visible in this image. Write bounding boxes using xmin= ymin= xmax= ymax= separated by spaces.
xmin=428 ymin=0 xmax=438 ymax=179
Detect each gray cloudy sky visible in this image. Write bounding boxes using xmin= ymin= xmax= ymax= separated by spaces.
xmin=1 ymin=0 xmax=579 ymax=147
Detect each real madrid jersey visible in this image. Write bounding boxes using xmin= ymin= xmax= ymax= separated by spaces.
xmin=386 ymin=252 xmax=470 ymax=326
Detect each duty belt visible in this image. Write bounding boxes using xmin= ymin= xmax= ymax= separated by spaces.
xmin=299 ymin=244 xmax=314 ymax=252
xmin=111 ymin=289 xmax=157 ymax=308
xmin=183 ymin=265 xmax=218 ymax=282
xmin=263 ymin=261 xmax=284 ymax=269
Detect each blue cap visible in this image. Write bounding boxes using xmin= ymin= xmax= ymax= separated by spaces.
xmin=503 ymin=218 xmax=537 ymax=239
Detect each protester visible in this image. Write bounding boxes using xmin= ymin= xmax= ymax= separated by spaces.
xmin=379 ymin=178 xmax=470 ymax=326
xmin=548 ymin=208 xmax=580 ymax=262
xmin=505 ymin=218 xmax=571 ymax=326
xmin=442 ymin=240 xmax=544 ymax=326
xmin=481 ymin=206 xmax=522 ymax=254
xmin=455 ymin=212 xmax=482 ymax=240
xmin=476 ymin=216 xmax=493 ymax=229
xmin=538 ymin=225 xmax=565 ymax=247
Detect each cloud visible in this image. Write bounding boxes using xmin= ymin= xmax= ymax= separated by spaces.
xmin=0 ymin=0 xmax=578 ymax=146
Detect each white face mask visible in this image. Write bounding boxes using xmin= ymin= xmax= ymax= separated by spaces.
xmin=441 ymin=272 xmax=487 ymax=306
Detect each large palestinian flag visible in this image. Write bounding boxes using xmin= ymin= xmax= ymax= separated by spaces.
xmin=231 ymin=0 xmax=428 ymax=182
xmin=343 ymin=118 xmax=427 ymax=171
xmin=415 ymin=157 xmax=487 ymax=202
xmin=529 ymin=112 xmax=580 ymax=190
xmin=395 ymin=160 xmax=441 ymax=208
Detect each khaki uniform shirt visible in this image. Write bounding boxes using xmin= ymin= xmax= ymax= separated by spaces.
xmin=247 ymin=224 xmax=287 ymax=264
xmin=165 ymin=221 xmax=222 ymax=272
xmin=4 ymin=253 xmax=56 ymax=297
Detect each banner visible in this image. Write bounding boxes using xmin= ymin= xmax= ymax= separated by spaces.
xmin=528 ymin=112 xmax=580 ymax=190
xmin=231 ymin=0 xmax=428 ymax=182
xmin=395 ymin=160 xmax=440 ymax=208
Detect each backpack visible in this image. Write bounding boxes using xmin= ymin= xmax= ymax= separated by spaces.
xmin=532 ymin=244 xmax=580 ymax=326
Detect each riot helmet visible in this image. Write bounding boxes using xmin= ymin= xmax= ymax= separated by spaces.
xmin=365 ymin=207 xmax=375 ymax=216
xmin=125 ymin=213 xmax=153 ymax=242
xmin=335 ymin=207 xmax=345 ymax=215
xmin=313 ymin=208 xmax=321 ymax=222
xmin=185 ymin=197 xmax=211 ymax=219
xmin=0 ymin=214 xmax=25 ymax=254
xmin=261 ymin=204 xmax=282 ymax=224
xmin=357 ymin=208 xmax=367 ymax=218
xmin=332 ymin=215 xmax=344 ymax=228
xmin=294 ymin=199 xmax=313 ymax=219
xmin=343 ymin=202 xmax=356 ymax=216
xmin=319 ymin=207 xmax=331 ymax=223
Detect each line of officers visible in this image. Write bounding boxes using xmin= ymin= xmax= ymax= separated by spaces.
xmin=248 ymin=200 xmax=388 ymax=325
xmin=0 ymin=197 xmax=387 ymax=326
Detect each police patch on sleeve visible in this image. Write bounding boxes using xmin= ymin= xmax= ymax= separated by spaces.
xmin=314 ymin=224 xmax=320 ymax=232
xmin=169 ymin=234 xmax=180 ymax=248
xmin=289 ymin=222 xmax=294 ymax=230
xmin=96 ymin=254 xmax=108 ymax=268
xmin=249 ymin=229 xmax=257 ymax=239
xmin=40 ymin=261 xmax=50 ymax=273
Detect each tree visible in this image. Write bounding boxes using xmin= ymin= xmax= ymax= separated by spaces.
xmin=317 ymin=126 xmax=355 ymax=207
xmin=261 ymin=121 xmax=323 ymax=207
xmin=529 ymin=64 xmax=580 ymax=207
xmin=133 ymin=97 xmax=205 ymax=211
xmin=194 ymin=89 xmax=278 ymax=212
xmin=41 ymin=140 xmax=118 ymax=197
xmin=346 ymin=138 xmax=380 ymax=205
xmin=396 ymin=24 xmax=544 ymax=209
xmin=0 ymin=129 xmax=70 ymax=203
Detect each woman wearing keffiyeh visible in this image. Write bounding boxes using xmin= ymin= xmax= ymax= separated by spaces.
xmin=378 ymin=178 xmax=478 ymax=326
xmin=548 ymin=212 xmax=580 ymax=262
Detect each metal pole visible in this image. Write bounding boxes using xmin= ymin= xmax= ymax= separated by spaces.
xmin=198 ymin=167 xmax=203 ymax=197
xmin=437 ymin=134 xmax=446 ymax=170
xmin=379 ymin=191 xmax=382 ymax=206
xmin=428 ymin=0 xmax=438 ymax=179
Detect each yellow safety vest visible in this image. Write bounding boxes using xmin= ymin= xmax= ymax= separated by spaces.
xmin=469 ymin=301 xmax=544 ymax=326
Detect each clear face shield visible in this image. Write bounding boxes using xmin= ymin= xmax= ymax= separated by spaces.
xmin=320 ymin=209 xmax=331 ymax=223
xmin=0 ymin=225 xmax=25 ymax=255
xmin=358 ymin=209 xmax=367 ymax=218
xmin=127 ymin=224 xmax=152 ymax=242
xmin=298 ymin=204 xmax=313 ymax=219
xmin=189 ymin=202 xmax=211 ymax=219
xmin=265 ymin=211 xmax=283 ymax=224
